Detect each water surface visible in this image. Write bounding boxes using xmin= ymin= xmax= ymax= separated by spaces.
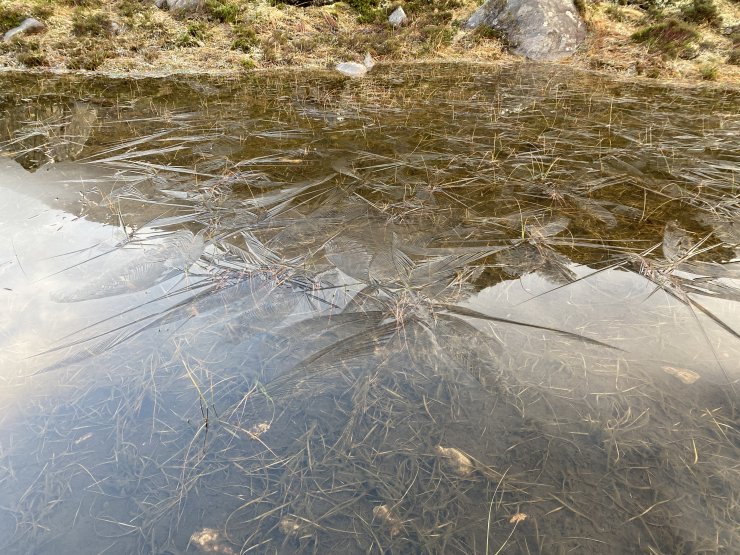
xmin=0 ymin=65 xmax=738 ymax=554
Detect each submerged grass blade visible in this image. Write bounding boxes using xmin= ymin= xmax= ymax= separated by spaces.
xmin=440 ymin=304 xmax=621 ymax=350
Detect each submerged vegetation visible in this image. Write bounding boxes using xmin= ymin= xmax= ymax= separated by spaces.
xmin=0 ymin=65 xmax=738 ymax=554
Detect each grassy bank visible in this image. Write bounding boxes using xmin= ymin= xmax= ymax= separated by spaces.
xmin=0 ymin=0 xmax=738 ymax=83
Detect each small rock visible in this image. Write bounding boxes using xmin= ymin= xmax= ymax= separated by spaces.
xmin=388 ymin=6 xmax=407 ymax=28
xmin=363 ymin=52 xmax=375 ymax=70
xmin=335 ymin=61 xmax=367 ymax=78
xmin=156 ymin=0 xmax=204 ymax=13
xmin=335 ymin=52 xmax=375 ymax=78
xmin=3 ymin=18 xmax=45 ymax=43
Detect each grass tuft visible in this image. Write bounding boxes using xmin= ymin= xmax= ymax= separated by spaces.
xmin=728 ymin=48 xmax=740 ymax=66
xmin=680 ymin=0 xmax=721 ymax=27
xmin=631 ymin=17 xmax=699 ymax=58
xmin=63 ymin=0 xmax=103 ymax=6
xmin=698 ymin=63 xmax=717 ymax=80
xmin=205 ymin=0 xmax=241 ymax=24
xmin=231 ymin=24 xmax=257 ymax=52
xmin=117 ymin=0 xmax=148 ymax=18
xmin=72 ymin=10 xmax=114 ymax=37
xmin=0 ymin=6 xmax=26 ymax=32
xmin=66 ymin=38 xmax=115 ymax=69
xmin=14 ymin=40 xmax=47 ymax=67
xmin=174 ymin=21 xmax=208 ymax=47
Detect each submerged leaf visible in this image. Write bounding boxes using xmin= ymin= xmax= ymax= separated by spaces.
xmin=434 ymin=445 xmax=475 ymax=476
xmin=663 ymin=221 xmax=695 ymax=263
xmin=662 ymin=366 xmax=700 ymax=384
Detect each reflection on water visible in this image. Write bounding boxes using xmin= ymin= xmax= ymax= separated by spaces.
xmin=0 ymin=65 xmax=738 ymax=554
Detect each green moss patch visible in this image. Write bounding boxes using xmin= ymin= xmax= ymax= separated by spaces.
xmin=231 ymin=23 xmax=257 ymax=52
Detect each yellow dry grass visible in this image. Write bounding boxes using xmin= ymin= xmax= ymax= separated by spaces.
xmin=577 ymin=0 xmax=740 ymax=83
xmin=0 ymin=0 xmax=737 ymax=83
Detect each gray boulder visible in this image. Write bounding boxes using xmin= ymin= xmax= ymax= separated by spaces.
xmin=3 ymin=17 xmax=45 ymax=42
xmin=464 ymin=0 xmax=586 ymax=61
xmin=156 ymin=0 xmax=204 ymax=12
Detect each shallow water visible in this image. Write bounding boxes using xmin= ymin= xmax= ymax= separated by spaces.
xmin=0 ymin=64 xmax=738 ymax=554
